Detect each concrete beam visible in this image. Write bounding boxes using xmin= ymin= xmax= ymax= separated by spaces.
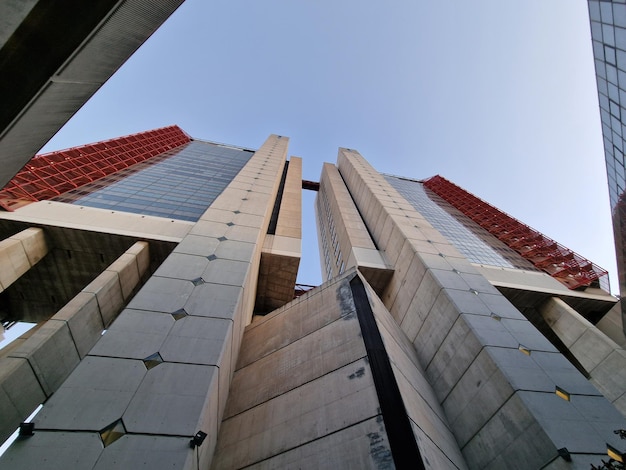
xmin=0 ymin=0 xmax=185 ymax=188
xmin=0 ymin=227 xmax=49 ymax=292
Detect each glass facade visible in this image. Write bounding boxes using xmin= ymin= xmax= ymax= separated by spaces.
xmin=385 ymin=175 xmax=539 ymax=271
xmin=54 ymin=141 xmax=253 ymax=221
xmin=588 ymin=0 xmax=626 ymax=331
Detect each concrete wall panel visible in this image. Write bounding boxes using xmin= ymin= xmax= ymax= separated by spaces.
xmin=50 ymin=292 xmax=104 ymax=358
xmin=106 ymin=253 xmax=140 ymax=300
xmin=89 ymin=309 xmax=174 ymax=360
xmin=173 ymin=234 xmax=220 ymax=257
xmin=518 ymin=391 xmax=625 ymax=454
xmin=83 ymin=270 xmax=124 ymax=327
xmin=425 ymin=315 xmax=483 ymax=401
xmin=442 ymin=349 xmax=515 ymax=447
xmin=224 ymin=314 xmax=365 ymax=418
xmin=243 ymin=417 xmax=393 ymax=470
xmin=93 ymin=435 xmax=194 ymax=470
xmin=462 ymin=394 xmax=555 ymax=470
xmin=368 ymin=281 xmax=466 ymax=469
xmin=0 ymin=357 xmax=46 ymax=444
xmin=126 ymin=241 xmax=150 ymax=277
xmin=159 ymin=316 xmax=232 ymax=366
xmin=202 ymin=259 xmax=251 ymax=288
xmin=240 ymin=276 xmax=355 ymax=367
xmin=153 ymin=252 xmax=210 ymax=282
xmin=0 ymin=239 xmax=30 ymax=287
xmin=34 ymin=356 xmax=146 ymax=430
xmin=213 ymin=358 xmax=380 ymax=469
xmin=215 ymin=240 xmax=255 ymax=262
xmin=10 ymin=227 xmax=49 ymax=265
xmin=123 ymin=363 xmax=218 ymax=436
xmin=412 ymin=291 xmax=461 ymax=365
xmin=398 ymin=269 xmax=442 ymax=339
xmin=591 ymin=349 xmax=626 ymax=405
xmin=127 ymin=276 xmax=195 ymax=313
xmin=8 ymin=320 xmax=80 ymax=396
xmin=0 ymin=431 xmax=104 ymax=469
xmin=184 ymin=284 xmax=243 ymax=320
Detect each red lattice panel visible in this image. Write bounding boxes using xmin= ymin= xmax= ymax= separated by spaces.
xmin=0 ymin=125 xmax=191 ymax=204
xmin=423 ymin=175 xmax=608 ymax=290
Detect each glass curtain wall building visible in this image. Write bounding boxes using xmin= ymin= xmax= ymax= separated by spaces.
xmin=588 ymin=1 xmax=626 ymax=333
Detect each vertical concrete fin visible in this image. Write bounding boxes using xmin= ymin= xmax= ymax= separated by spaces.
xmin=275 ymin=156 xmax=302 ymax=239
xmin=349 ymin=275 xmax=425 ymax=470
xmin=256 ymin=156 xmax=302 ymax=313
xmin=317 ymin=162 xmax=392 ymax=293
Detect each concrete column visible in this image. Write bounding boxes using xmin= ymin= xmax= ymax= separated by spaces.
xmin=0 ymin=227 xmax=49 ymax=292
xmin=275 ymin=156 xmax=302 ymax=239
xmin=540 ymin=296 xmax=626 ymax=416
xmin=316 ymin=161 xmax=392 ymax=292
xmin=0 ymin=240 xmax=149 ymax=445
xmin=257 ymin=156 xmax=302 ymax=312
xmin=596 ymin=301 xmax=626 ymax=348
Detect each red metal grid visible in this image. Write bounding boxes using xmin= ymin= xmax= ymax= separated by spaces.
xmin=0 ymin=125 xmax=191 ymax=206
xmin=423 ymin=175 xmax=609 ymax=290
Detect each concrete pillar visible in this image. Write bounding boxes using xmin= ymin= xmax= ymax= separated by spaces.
xmin=316 ymin=161 xmax=392 ymax=293
xmin=540 ymin=296 xmax=626 ymax=416
xmin=0 ymin=241 xmax=150 ymax=445
xmin=596 ymin=301 xmax=626 ymax=348
xmin=257 ymin=156 xmax=302 ymax=312
xmin=0 ymin=227 xmax=49 ymax=292
xmin=275 ymin=156 xmax=302 ymax=239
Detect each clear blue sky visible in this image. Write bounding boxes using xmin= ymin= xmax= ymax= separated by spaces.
xmin=40 ymin=0 xmax=617 ymax=292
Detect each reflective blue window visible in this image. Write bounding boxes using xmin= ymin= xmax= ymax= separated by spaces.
xmin=54 ymin=141 xmax=253 ymax=221
xmin=384 ymin=175 xmax=539 ymax=271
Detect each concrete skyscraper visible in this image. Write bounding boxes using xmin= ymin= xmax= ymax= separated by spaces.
xmin=1 ymin=2 xmax=624 ymax=469
xmin=0 ymin=126 xmax=301 ymax=469
xmin=1 ymin=128 xmax=626 ymax=469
